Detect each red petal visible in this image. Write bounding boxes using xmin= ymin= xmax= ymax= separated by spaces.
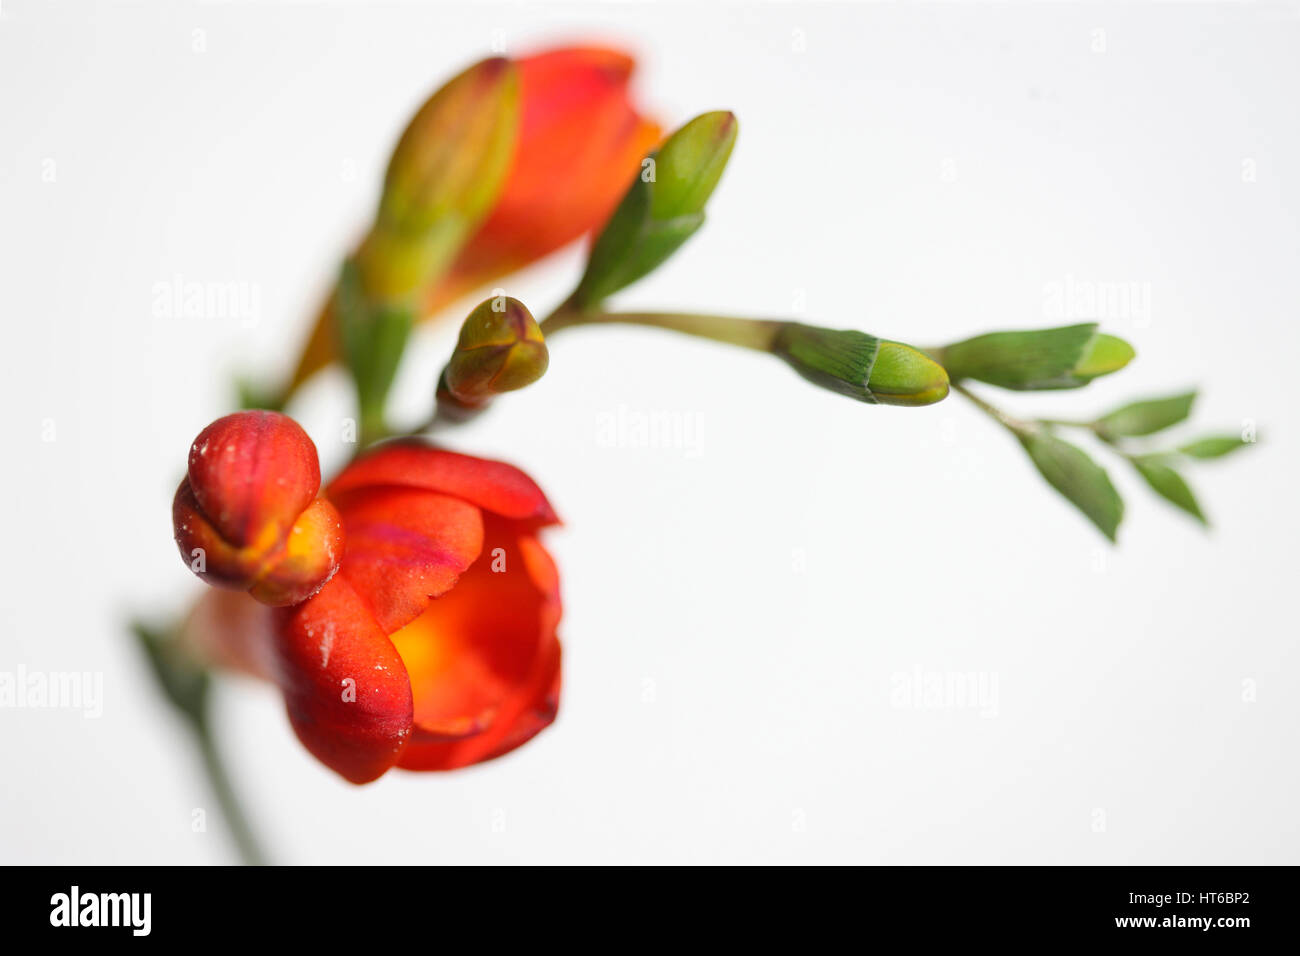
xmin=328 ymin=441 xmax=558 ymax=524
xmin=272 ymin=576 xmax=414 ymax=783
xmin=392 ymin=518 xmax=563 ymax=771
xmin=331 ymin=486 xmax=484 ymax=634
xmin=180 ymin=587 xmax=276 ymax=681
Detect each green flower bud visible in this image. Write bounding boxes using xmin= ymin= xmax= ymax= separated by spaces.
xmin=868 ymin=341 xmax=952 ymax=406
xmin=380 ymin=57 xmax=519 ymax=235
xmin=359 ymin=57 xmax=520 ymax=300
xmin=649 ymin=110 xmax=739 ymax=220
xmin=934 ymin=323 xmax=1135 ymax=391
xmin=575 ymin=111 xmax=738 ymax=308
xmin=1072 ymin=333 xmax=1137 ymax=383
xmin=443 ymin=296 xmax=549 ymax=405
xmin=771 ymin=324 xmax=949 ymax=406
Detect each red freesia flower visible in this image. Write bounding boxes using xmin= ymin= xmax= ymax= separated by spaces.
xmin=424 ymin=45 xmax=663 ymax=312
xmin=289 ymin=44 xmax=660 ymax=389
xmin=175 ymin=413 xmax=562 ymax=784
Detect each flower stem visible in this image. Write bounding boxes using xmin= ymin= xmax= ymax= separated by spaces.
xmin=952 ymin=382 xmax=1032 ymax=436
xmin=134 ymin=620 xmax=270 ymax=866
xmin=541 ymin=301 xmax=951 ymax=407
xmin=193 ymin=716 xmax=269 ymax=866
xmin=1037 ymin=417 xmax=1097 ymax=431
xmin=541 ymin=301 xmax=783 ymax=352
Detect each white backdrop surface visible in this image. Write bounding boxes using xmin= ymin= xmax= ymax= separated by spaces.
xmin=1 ymin=0 xmax=1297 ymax=864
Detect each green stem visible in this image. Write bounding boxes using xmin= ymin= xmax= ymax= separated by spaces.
xmin=541 ymin=302 xmax=783 ymax=352
xmin=1037 ymin=417 xmax=1097 ymax=430
xmin=193 ymin=716 xmax=269 ymax=866
xmin=359 ymin=408 xmax=390 ymax=450
xmin=134 ymin=620 xmax=269 ymax=866
xmin=952 ymin=382 xmax=1032 ymax=436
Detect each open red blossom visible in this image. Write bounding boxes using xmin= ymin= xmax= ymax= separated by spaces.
xmin=274 ymin=442 xmax=562 ymax=782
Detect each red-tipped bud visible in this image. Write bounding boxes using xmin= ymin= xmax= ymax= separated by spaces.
xmin=173 ymin=411 xmax=343 ymax=606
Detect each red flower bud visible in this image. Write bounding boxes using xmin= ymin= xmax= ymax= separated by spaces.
xmin=288 ymin=44 xmax=659 ymax=390
xmin=173 ymin=412 xmax=343 ymax=606
xmin=425 ymin=46 xmax=662 ymax=310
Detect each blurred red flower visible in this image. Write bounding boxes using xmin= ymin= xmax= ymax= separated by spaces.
xmin=290 ymin=44 xmax=660 ymax=389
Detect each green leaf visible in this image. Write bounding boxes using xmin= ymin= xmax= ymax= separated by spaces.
xmin=1131 ymin=456 xmax=1207 ymax=525
xmin=1019 ymin=430 xmax=1125 ymax=541
xmin=936 ymin=324 xmax=1134 ymax=391
xmin=1178 ymin=434 xmax=1254 ymax=459
xmin=574 ymin=111 xmax=737 ymax=308
xmin=1095 ymin=391 xmax=1197 ymax=438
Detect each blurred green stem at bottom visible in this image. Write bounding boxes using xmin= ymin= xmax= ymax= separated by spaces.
xmin=134 ymin=621 xmax=268 ymax=866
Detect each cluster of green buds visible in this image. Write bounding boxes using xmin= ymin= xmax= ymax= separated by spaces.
xmin=310 ymin=75 xmax=1253 ymax=543
xmin=525 ymin=110 xmax=952 ymax=408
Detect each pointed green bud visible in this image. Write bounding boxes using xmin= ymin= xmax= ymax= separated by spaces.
xmin=1073 ymin=334 xmax=1136 ymax=383
xmin=868 ymin=341 xmax=953 ymax=406
xmin=359 ymin=57 xmax=520 ymax=300
xmin=575 ymin=111 xmax=738 ymax=308
xmin=770 ymin=324 xmax=948 ymax=406
xmin=380 ymin=56 xmax=519 ymax=234
xmin=443 ymin=296 xmax=548 ymax=405
xmin=1094 ymin=390 xmax=1196 ymax=439
xmin=934 ymin=323 xmax=1135 ymax=391
xmin=649 ymin=110 xmax=739 ymax=220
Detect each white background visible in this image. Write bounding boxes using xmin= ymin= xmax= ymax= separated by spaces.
xmin=2 ymin=0 xmax=1297 ymax=864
